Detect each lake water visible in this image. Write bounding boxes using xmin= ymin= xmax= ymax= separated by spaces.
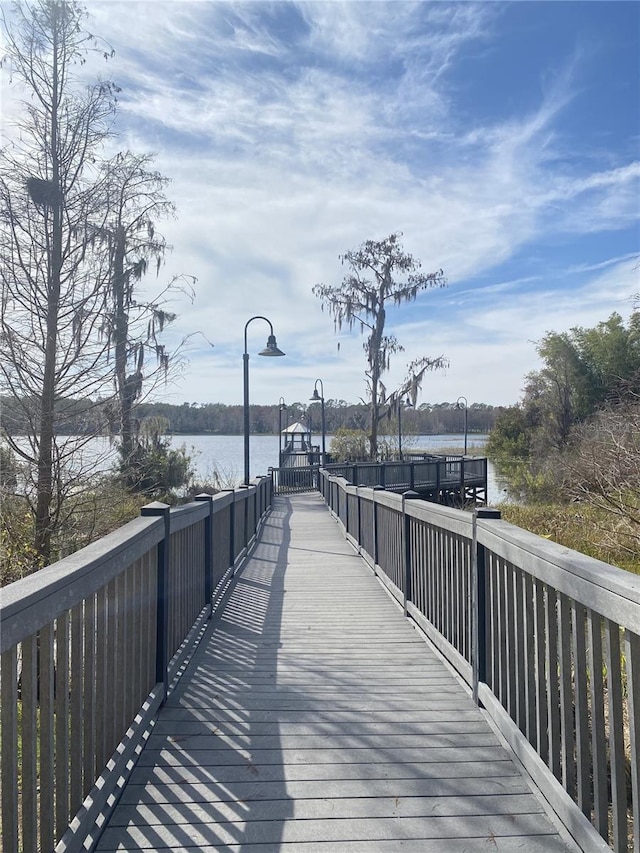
xmin=13 ymin=433 xmax=508 ymax=503
xmin=178 ymin=433 xmax=491 ymax=481
xmin=146 ymin=432 xmax=506 ymax=503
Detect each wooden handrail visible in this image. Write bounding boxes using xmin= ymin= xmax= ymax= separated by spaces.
xmin=320 ymin=470 xmax=638 ymax=853
xmin=0 ymin=476 xmax=273 ymax=853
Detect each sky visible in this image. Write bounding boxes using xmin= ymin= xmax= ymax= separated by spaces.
xmin=1 ymin=0 xmax=639 ymax=408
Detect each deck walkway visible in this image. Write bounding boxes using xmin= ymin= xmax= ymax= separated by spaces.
xmin=95 ymin=494 xmax=577 ymax=852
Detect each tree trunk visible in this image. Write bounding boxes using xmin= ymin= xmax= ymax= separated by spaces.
xmin=368 ymin=297 xmax=385 ymax=460
xmin=112 ymin=226 xmax=134 ymax=461
xmin=34 ymin=20 xmax=62 ymax=567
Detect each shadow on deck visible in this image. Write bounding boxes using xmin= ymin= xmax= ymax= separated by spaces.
xmin=95 ymin=494 xmax=577 ymax=852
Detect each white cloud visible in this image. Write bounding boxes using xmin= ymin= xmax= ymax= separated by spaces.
xmin=1 ymin=1 xmax=637 ymax=410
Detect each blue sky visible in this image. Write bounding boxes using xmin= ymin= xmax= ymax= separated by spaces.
xmin=2 ymin=1 xmax=639 ymax=407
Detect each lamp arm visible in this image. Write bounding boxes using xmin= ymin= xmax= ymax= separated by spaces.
xmin=244 ymin=315 xmax=275 ymax=353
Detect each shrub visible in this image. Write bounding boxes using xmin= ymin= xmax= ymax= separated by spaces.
xmin=118 ymin=416 xmax=194 ymax=499
xmin=329 ymin=428 xmax=370 ymax=463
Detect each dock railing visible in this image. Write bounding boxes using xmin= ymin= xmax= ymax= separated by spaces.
xmin=320 ymin=471 xmax=640 ymax=853
xmin=323 ymin=456 xmax=487 ymax=503
xmin=0 ymin=476 xmax=272 ymax=853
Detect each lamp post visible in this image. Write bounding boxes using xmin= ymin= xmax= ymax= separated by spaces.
xmin=243 ymin=317 xmax=285 ymax=484
xmin=309 ymin=379 xmax=326 ymax=466
xmin=456 ymin=396 xmax=468 ymax=455
xmin=278 ymin=397 xmax=287 ymax=466
xmin=398 ymin=398 xmax=411 ymax=461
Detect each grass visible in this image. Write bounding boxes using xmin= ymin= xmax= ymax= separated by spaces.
xmin=498 ymin=502 xmax=640 ymax=575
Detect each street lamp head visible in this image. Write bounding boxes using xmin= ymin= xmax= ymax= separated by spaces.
xmin=455 ymin=396 xmax=468 ymax=410
xmin=311 ymin=378 xmax=324 ymax=400
xmin=258 ymin=334 xmax=285 ymax=357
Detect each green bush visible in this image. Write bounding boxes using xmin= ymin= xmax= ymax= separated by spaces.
xmin=0 ymin=495 xmax=41 ymax=584
xmin=329 ymin=428 xmax=370 ymax=463
xmin=118 ymin=417 xmax=194 ymax=499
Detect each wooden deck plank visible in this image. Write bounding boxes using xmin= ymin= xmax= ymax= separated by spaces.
xmin=108 ymin=793 xmax=546 ymax=824
xmin=95 ymin=493 xmax=575 ymax=852
xmin=119 ymin=775 xmax=534 ymax=805
xmin=151 ymin=719 xmax=493 ymax=736
xmin=155 ymin=708 xmax=485 ymax=723
xmin=96 ymin=813 xmax=566 ymax=847
xmin=127 ymin=759 xmax=522 ymax=786
xmin=135 ymin=746 xmax=512 ymax=767
xmin=86 ymin=841 xmax=576 ymax=853
xmin=86 ymin=835 xmax=580 ymax=853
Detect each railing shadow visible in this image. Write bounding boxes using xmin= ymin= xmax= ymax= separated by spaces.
xmin=96 ymin=501 xmax=295 ymax=849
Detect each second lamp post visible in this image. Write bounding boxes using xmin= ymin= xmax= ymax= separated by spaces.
xmin=310 ymin=379 xmax=326 ymax=466
xmin=278 ymin=397 xmax=287 ymax=466
xmin=243 ymin=316 xmax=285 ymax=484
xmin=398 ymin=398 xmax=411 ymax=461
xmin=456 ymin=396 xmax=468 ymax=455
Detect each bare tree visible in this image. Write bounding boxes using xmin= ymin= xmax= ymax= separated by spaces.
xmin=565 ymin=402 xmax=640 ymax=556
xmin=313 ymin=233 xmax=447 ymax=459
xmin=96 ymin=151 xmax=197 ymax=467
xmin=0 ymin=0 xmax=118 ymax=565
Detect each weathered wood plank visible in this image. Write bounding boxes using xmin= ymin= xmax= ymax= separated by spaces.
xmin=90 ymin=841 xmax=570 ymax=853
xmin=170 ymin=698 xmax=480 ymax=712
xmin=127 ymin=758 xmax=521 ymax=786
xmin=156 ymin=707 xmax=484 ymax=724
xmin=97 ymin=813 xmax=566 ymax=847
xmin=95 ymin=493 xmax=573 ymax=852
xmin=109 ymin=793 xmax=545 ymax=824
xmin=147 ymin=732 xmax=502 ymax=751
xmin=119 ymin=774 xmax=533 ymax=805
xmin=135 ymin=745 xmax=513 ymax=767
xmin=151 ymin=719 xmax=492 ymax=736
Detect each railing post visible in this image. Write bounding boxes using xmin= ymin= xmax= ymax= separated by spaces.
xmin=222 ymin=489 xmax=236 ymax=574
xmin=253 ymin=482 xmax=259 ymax=531
xmin=372 ymin=485 xmax=384 ymax=567
xmin=472 ymin=507 xmax=501 ymax=704
xmin=141 ymin=501 xmax=170 ymax=702
xmin=344 ymin=482 xmax=351 ymax=533
xmin=239 ymin=484 xmax=249 ymax=558
xmin=402 ymin=491 xmax=421 ymax=616
xmin=194 ymin=494 xmax=213 ymax=615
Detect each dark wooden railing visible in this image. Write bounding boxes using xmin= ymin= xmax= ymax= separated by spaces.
xmin=0 ymin=477 xmax=272 ymax=853
xmin=320 ymin=471 xmax=639 ymax=853
xmin=323 ymin=456 xmax=487 ymax=503
xmin=271 ymin=464 xmax=319 ymax=494
xmin=270 ymin=456 xmax=487 ymax=502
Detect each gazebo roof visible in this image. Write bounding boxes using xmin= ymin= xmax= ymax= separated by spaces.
xmin=281 ymin=421 xmax=309 ymax=435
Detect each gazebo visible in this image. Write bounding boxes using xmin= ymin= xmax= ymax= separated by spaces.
xmin=280 ymin=421 xmax=314 ymax=467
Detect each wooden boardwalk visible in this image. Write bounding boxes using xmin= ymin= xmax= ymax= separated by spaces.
xmin=95 ymin=494 xmax=577 ymax=852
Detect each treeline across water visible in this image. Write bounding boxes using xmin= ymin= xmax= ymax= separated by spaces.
xmin=0 ymin=396 xmax=503 ymax=437
xmin=138 ymin=400 xmax=502 ymax=436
